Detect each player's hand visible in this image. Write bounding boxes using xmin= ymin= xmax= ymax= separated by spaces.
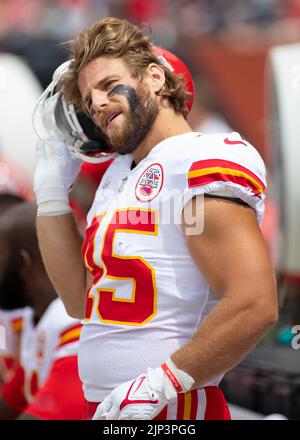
xmin=92 ymin=373 xmax=167 ymax=420
xmin=34 ymin=139 xmax=82 ymax=215
xmin=92 ymin=359 xmax=194 ymax=420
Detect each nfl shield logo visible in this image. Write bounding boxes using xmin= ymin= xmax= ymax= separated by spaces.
xmin=135 ymin=163 xmax=164 ymax=202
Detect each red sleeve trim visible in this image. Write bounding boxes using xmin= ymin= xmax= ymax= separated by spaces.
xmin=188 ymin=159 xmax=265 ymax=196
xmin=11 ymin=317 xmax=23 ymax=333
xmin=56 ymin=324 xmax=82 ymax=349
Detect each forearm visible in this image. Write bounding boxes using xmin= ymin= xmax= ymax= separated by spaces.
xmin=37 ymin=213 xmax=86 ymax=318
xmin=171 ymin=293 xmax=277 ymax=388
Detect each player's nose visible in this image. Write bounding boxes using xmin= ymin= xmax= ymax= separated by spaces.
xmin=91 ymin=89 xmax=109 ymax=113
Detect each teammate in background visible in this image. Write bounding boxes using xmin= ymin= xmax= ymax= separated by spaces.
xmin=34 ymin=18 xmax=278 ymax=420
xmin=0 ymin=306 xmax=31 ymax=387
xmin=0 ymin=203 xmax=84 ymax=419
xmin=0 ymin=161 xmax=28 ymax=389
xmin=0 ymin=193 xmax=26 ymax=388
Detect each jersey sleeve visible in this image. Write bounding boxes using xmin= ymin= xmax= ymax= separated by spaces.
xmin=23 ymin=356 xmax=85 ymax=420
xmin=43 ymin=298 xmax=82 ymax=360
xmin=183 ymin=133 xmax=267 ymax=224
xmin=1 ymin=364 xmax=27 ymax=413
xmin=55 ymin=323 xmax=82 ymax=359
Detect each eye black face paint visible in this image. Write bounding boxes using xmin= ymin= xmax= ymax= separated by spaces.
xmin=108 ymin=84 xmax=140 ymax=111
xmin=104 ymin=82 xmax=159 ymax=155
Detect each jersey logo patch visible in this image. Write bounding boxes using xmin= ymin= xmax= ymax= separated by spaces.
xmin=135 ymin=163 xmax=164 ymax=202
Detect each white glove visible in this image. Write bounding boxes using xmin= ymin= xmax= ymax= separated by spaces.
xmin=92 ymin=358 xmax=194 ymax=420
xmin=34 ymin=140 xmax=82 ymax=216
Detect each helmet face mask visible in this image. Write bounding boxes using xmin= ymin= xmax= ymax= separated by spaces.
xmin=33 ymin=50 xmax=194 ymax=164
xmin=32 ymin=61 xmax=116 ymax=164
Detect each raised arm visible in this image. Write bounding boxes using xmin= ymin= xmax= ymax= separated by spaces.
xmin=36 ymin=214 xmax=86 ymax=318
xmin=34 ymin=140 xmax=86 ymax=318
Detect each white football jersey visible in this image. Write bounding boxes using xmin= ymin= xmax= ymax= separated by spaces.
xmin=0 ymin=307 xmax=32 ymax=382
xmin=79 ymin=132 xmax=266 ymax=401
xmin=20 ymin=298 xmax=81 ymax=403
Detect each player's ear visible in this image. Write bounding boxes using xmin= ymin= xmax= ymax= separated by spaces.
xmin=144 ymin=63 xmax=165 ymax=94
xmin=18 ymin=249 xmax=33 ymax=277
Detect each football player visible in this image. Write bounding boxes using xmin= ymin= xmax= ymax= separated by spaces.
xmin=0 ymin=162 xmax=29 ymax=388
xmin=34 ymin=18 xmax=278 ymax=420
xmin=0 ymin=202 xmax=84 ymax=419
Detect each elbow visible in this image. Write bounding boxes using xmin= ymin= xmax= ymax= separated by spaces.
xmin=253 ymin=297 xmax=278 ymax=330
xmin=67 ymin=310 xmax=84 ymax=320
xmin=55 ymin=288 xmax=85 ymax=320
xmin=243 ymin=279 xmax=279 ymax=329
xmin=63 ymin=302 xmax=85 ymax=320
xmin=236 ymin=288 xmax=278 ymax=331
xmin=262 ymin=306 xmax=278 ymax=328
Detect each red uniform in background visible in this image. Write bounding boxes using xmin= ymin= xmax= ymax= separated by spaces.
xmin=2 ymin=298 xmax=84 ymax=419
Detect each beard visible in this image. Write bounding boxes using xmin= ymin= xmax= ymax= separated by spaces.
xmin=98 ymin=83 xmax=159 ymax=155
xmin=0 ymin=255 xmax=28 ymax=310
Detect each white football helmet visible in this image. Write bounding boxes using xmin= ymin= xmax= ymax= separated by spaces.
xmin=32 ymin=48 xmax=194 ymax=164
xmin=32 ymin=60 xmax=116 ymax=163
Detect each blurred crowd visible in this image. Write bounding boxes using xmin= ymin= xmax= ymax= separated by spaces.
xmin=1 ymin=0 xmax=300 ymax=87
xmin=1 ymin=0 xmax=300 ymax=39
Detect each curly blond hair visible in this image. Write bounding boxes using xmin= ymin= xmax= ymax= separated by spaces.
xmin=59 ymin=17 xmax=191 ymax=118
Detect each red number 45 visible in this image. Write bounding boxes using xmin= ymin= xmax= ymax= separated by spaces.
xmin=82 ymin=209 xmax=158 ymax=326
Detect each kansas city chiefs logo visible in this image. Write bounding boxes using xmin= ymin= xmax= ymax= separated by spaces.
xmin=135 ymin=163 xmax=164 ymax=202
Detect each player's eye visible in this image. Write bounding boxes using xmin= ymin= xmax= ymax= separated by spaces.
xmin=104 ymin=80 xmax=117 ymax=91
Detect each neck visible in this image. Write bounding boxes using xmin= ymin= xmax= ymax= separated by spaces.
xmin=132 ymin=108 xmax=192 ymax=164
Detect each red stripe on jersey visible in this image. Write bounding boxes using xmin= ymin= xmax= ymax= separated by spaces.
xmin=59 ymin=323 xmax=82 ymax=339
xmin=176 ymin=393 xmax=185 ymax=419
xmin=189 ymin=172 xmax=262 ymax=195
xmin=190 ymin=389 xmax=198 ymax=420
xmin=57 ymin=324 xmax=82 ymax=348
xmin=188 ymin=159 xmax=265 ymax=195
